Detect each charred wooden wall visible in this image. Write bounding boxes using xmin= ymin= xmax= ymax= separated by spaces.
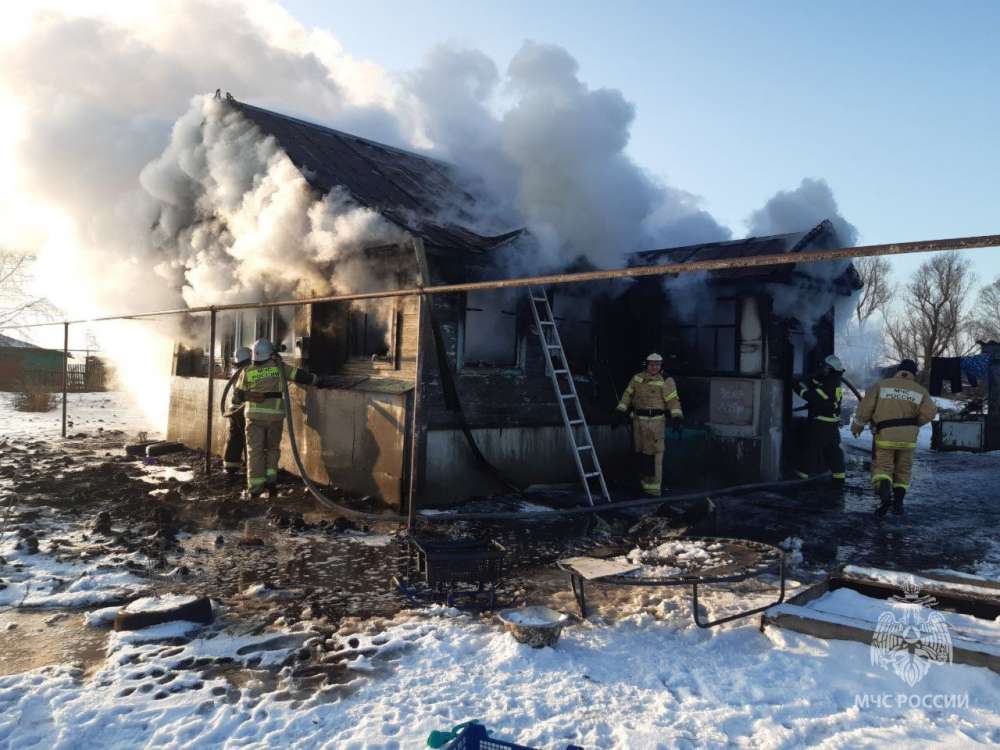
xmin=166 ymin=375 xmax=411 ymax=506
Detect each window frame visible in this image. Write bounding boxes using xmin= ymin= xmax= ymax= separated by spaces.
xmin=661 ymin=295 xmax=741 ymax=376
xmin=346 ymin=299 xmax=398 ymax=368
xmin=458 ymin=290 xmax=524 ymax=372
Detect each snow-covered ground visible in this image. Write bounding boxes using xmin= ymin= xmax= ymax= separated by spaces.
xmin=1 ymin=392 xmax=998 ymax=748
xmin=0 ymin=391 xmax=157 ymax=441
xmin=1 ymin=587 xmax=998 ymax=749
xmin=0 ymin=518 xmax=149 ymax=610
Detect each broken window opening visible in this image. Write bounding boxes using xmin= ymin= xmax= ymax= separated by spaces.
xmin=348 ymin=300 xmax=394 ymax=362
xmin=462 ymin=289 xmax=520 ymax=369
xmin=662 ymin=297 xmax=738 ymax=374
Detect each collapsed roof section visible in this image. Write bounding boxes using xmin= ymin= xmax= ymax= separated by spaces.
xmin=231 ymin=100 xmax=524 ymax=256
xmin=630 ymin=220 xmax=862 ymax=295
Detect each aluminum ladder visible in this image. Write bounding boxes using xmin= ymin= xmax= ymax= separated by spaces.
xmin=527 ymin=287 xmax=610 ymax=505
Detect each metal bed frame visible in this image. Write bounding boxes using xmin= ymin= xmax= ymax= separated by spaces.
xmin=557 ymin=537 xmax=786 ymax=628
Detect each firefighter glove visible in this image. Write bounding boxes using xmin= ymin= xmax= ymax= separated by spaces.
xmin=850 ymin=422 xmax=863 ymax=438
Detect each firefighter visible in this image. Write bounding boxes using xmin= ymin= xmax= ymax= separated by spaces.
xmin=222 ymin=346 xmax=252 ymax=482
xmin=615 ymin=353 xmax=683 ymax=496
xmin=234 ymin=339 xmax=331 ymax=498
xmin=793 ymin=354 xmax=847 ymax=487
xmin=851 ymin=359 xmax=937 ymax=516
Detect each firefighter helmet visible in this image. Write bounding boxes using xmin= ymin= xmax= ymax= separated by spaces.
xmin=251 ymin=338 xmax=275 ymax=363
xmin=823 ymin=354 xmax=844 ymax=372
xmin=233 ymin=346 xmax=252 ymax=367
xmin=646 ymin=353 xmax=663 ymax=363
xmin=898 ymin=359 xmax=918 ymax=375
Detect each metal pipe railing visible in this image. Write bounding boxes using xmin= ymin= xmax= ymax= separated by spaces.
xmin=205 ymin=309 xmax=217 ymax=475
xmin=6 ymin=232 xmax=1000 ymax=330
xmin=12 ymin=230 xmax=1000 ymax=465
xmin=61 ymin=322 xmax=69 ymax=438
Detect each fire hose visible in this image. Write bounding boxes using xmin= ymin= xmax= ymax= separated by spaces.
xmin=276 ymin=362 xmax=407 ymax=522
xmin=228 ymin=355 xmax=840 ymax=524
xmin=219 ymin=369 xmax=243 ymax=418
xmin=273 ymin=356 xmax=830 ymax=523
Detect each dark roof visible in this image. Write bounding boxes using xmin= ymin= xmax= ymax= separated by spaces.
xmin=0 ymin=333 xmax=67 ymax=355
xmin=629 ymin=220 xmax=862 ymax=294
xmin=0 ymin=333 xmax=40 ymax=349
xmin=231 ymin=100 xmax=523 ymax=254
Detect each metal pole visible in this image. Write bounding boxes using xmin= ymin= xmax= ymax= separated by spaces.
xmin=5 ymin=233 xmax=1000 ymax=330
xmin=407 ymin=238 xmax=431 ymax=529
xmin=205 ymin=308 xmax=217 ymax=476
xmin=61 ymin=322 xmax=69 ymax=438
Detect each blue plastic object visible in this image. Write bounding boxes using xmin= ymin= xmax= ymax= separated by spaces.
xmin=429 ymin=721 xmax=583 ymax=750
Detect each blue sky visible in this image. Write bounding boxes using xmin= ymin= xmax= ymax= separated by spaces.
xmin=284 ymin=0 xmax=1000 ymax=287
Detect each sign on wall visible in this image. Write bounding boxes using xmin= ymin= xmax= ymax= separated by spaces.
xmin=709 ymin=379 xmax=756 ymax=426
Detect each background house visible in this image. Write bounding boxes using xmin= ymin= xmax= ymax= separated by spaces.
xmin=0 ymin=334 xmax=72 ymax=391
xmin=167 ymin=101 xmax=860 ymax=507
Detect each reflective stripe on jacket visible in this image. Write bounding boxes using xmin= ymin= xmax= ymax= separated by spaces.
xmin=234 ymin=361 xmax=317 ymax=422
xmin=617 ymin=372 xmax=683 ymax=418
xmin=852 ymin=371 xmax=937 ymax=449
xmin=795 ymin=373 xmax=843 ymax=423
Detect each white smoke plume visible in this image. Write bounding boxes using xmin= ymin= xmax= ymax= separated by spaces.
xmin=747 ymin=177 xmax=862 ymax=348
xmin=1 ymin=1 xmax=862 ymax=427
xmin=746 ymin=177 xmax=859 ymax=247
xmin=141 ymin=96 xmax=406 ymax=308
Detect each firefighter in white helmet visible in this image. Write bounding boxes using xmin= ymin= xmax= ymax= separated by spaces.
xmin=616 ymin=353 xmax=683 ymax=496
xmin=233 ymin=339 xmax=332 ymax=497
xmin=222 ymin=346 xmax=252 ymax=482
xmin=793 ymin=354 xmax=847 ymax=487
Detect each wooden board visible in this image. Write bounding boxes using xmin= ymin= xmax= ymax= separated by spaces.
xmin=559 ymin=556 xmax=641 ymax=580
xmin=761 ymin=569 xmax=1000 ymax=675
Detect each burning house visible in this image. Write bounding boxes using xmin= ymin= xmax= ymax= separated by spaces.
xmin=167 ymin=100 xmax=861 ymax=507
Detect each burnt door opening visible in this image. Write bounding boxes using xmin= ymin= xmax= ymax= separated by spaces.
xmin=308 ymin=301 xmax=349 ymax=375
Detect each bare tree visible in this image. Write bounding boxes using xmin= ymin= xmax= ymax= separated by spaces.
xmin=968 ymin=277 xmax=1000 ymax=343
xmin=853 ymin=256 xmax=894 ymax=327
xmin=884 ymin=253 xmax=977 ymax=370
xmin=0 ymin=250 xmax=58 ymax=334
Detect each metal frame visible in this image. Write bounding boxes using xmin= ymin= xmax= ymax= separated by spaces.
xmin=558 ymin=538 xmax=786 ymax=628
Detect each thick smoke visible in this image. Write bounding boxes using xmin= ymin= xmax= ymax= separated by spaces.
xmin=141 ymin=96 xmax=406 ymax=308
xmin=407 ymin=41 xmax=732 ymax=268
xmin=1 ymin=1 xmax=862 ymax=427
xmin=747 ymin=178 xmax=862 ymax=346
xmin=746 ymin=178 xmax=858 ymax=247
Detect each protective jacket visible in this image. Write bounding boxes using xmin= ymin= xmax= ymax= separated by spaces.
xmin=852 ymin=371 xmax=937 ymax=449
xmin=617 ymin=372 xmax=683 ymax=418
xmin=795 ymin=372 xmax=844 ymax=423
xmin=234 ymin=360 xmax=317 ymax=423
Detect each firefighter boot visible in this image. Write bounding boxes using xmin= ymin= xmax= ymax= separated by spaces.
xmin=892 ymin=486 xmax=906 ymax=516
xmin=875 ymin=479 xmax=892 ymax=517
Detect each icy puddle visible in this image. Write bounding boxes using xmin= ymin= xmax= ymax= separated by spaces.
xmin=0 ymin=610 xmax=107 ymax=677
